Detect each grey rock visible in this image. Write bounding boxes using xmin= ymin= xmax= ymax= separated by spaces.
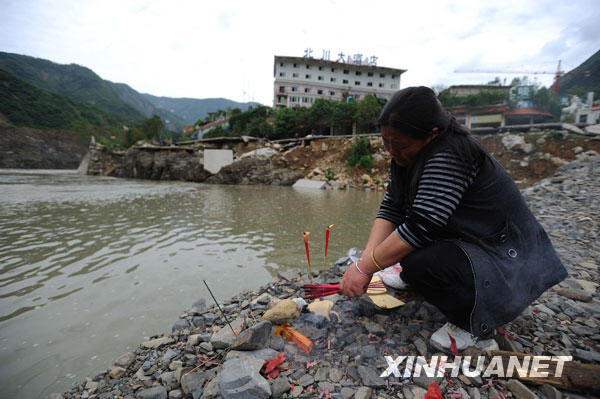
xmin=199 ymin=342 xmax=213 ymax=353
xmin=218 ymin=358 xmax=270 ymax=399
xmin=269 ymin=334 xmax=285 ymax=351
xmin=539 ymin=384 xmax=562 ymax=399
xmin=573 ymin=348 xmax=600 ymax=363
xmin=361 ymin=320 xmax=386 ymax=335
xmin=340 ymin=387 xmax=355 ymax=399
xmin=135 ymin=386 xmax=168 ymax=399
xmin=181 ymin=371 xmax=208 ymax=397
xmin=172 ymin=319 xmax=190 ymax=332
xmin=168 ymin=389 xmax=183 ymax=399
xmin=211 ymin=318 xmax=244 ymax=349
xmin=402 ymin=385 xmax=427 ymax=399
xmin=317 ymin=381 xmax=336 ymax=393
xmin=231 ymin=321 xmax=272 ymax=350
xmin=314 ymin=367 xmax=329 ymax=381
xmin=297 ymin=374 xmax=314 ymax=387
xmin=360 ymin=344 xmax=377 ymax=359
xmin=271 ymin=376 xmax=290 ymax=398
xmin=468 ymin=387 xmax=481 ymax=399
xmin=413 ymin=375 xmax=443 ymax=389
xmin=329 ymin=368 xmax=343 ymax=383
xmin=296 ymin=312 xmax=328 ymax=328
xmin=355 ymin=386 xmax=373 ymax=399
xmin=413 ymin=338 xmax=427 ymax=356
xmin=200 ymin=377 xmax=220 ymax=399
xmin=356 ymin=365 xmax=386 ymax=388
xmin=506 ymin=379 xmax=539 ymax=399
xmin=162 ymin=348 xmax=178 ymax=363
xmin=114 ymin=352 xmax=136 ymax=368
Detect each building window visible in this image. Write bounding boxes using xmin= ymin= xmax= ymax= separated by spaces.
xmin=579 ymin=114 xmax=588 ymax=123
xmin=318 ymin=66 xmax=322 ymax=70
xmin=329 ymin=91 xmax=335 ymax=95
xmin=378 ymin=83 xmax=384 ymax=88
xmin=330 ymin=77 xmax=336 ymax=82
xmin=279 ymin=96 xmax=285 ymax=103
xmin=356 ymin=71 xmax=362 ymax=76
xmin=391 ymin=84 xmax=398 ymax=89
xmin=343 ymin=79 xmax=348 ymax=84
xmin=367 ymin=82 xmax=373 ymax=87
xmin=280 ymin=62 xmax=284 ymax=67
xmin=292 ymin=87 xmax=298 ymax=92
xmin=355 ymin=81 xmax=361 ymax=86
xmin=306 ymin=74 xmax=311 ymax=79
xmin=306 ymin=65 xmax=310 ymax=69
xmin=318 ymin=76 xmax=323 ymax=80
xmin=343 ymin=69 xmax=349 ymax=74
xmin=355 ymin=94 xmax=361 ymax=99
xmin=292 ymin=73 xmax=299 ymax=78
xmin=279 ymin=72 xmax=285 ymax=77
xmin=380 ymin=73 xmax=385 ymax=78
xmin=331 ymin=68 xmax=335 ymax=72
xmin=304 ymin=88 xmax=311 ymax=93
xmin=367 ymin=72 xmax=373 ymax=77
xmin=392 ymin=75 xmax=397 ymax=79
xmin=293 ymin=63 xmax=298 ymax=67
xmin=279 ymin=86 xmax=285 ymax=93
xmin=317 ymin=89 xmax=323 ymax=94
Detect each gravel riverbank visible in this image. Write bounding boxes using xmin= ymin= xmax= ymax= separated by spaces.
xmin=56 ymin=155 xmax=599 ymax=399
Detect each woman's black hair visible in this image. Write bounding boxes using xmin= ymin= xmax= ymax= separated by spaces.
xmin=378 ymin=86 xmax=487 ymax=202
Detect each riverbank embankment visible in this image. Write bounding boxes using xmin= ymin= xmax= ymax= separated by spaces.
xmin=56 ymin=155 xmax=600 ymax=399
xmin=85 ymin=127 xmax=600 ymax=190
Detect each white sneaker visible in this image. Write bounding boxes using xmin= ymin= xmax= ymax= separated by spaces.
xmin=374 ymin=263 xmax=407 ymax=289
xmin=430 ymin=322 xmax=499 ymax=354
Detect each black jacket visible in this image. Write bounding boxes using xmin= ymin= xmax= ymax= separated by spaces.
xmin=384 ymin=143 xmax=567 ymax=337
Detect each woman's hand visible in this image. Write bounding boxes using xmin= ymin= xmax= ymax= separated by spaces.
xmin=339 ymin=261 xmax=372 ymax=297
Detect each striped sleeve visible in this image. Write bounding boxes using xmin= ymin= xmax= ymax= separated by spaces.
xmin=376 ymin=189 xmax=405 ymax=226
xmin=396 ymin=151 xmax=478 ymax=249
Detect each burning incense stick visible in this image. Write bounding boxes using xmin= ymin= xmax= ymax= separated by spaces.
xmin=324 ymin=224 xmax=334 ymax=275
xmin=303 ymin=231 xmax=312 ymax=284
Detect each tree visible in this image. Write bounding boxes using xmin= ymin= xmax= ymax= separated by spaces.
xmin=355 ymin=95 xmax=382 ymax=133
xmin=273 ymin=107 xmax=297 ymax=139
xmin=533 ymin=87 xmax=561 ymax=120
xmin=331 ymin=101 xmax=356 ymax=134
xmin=309 ymin=99 xmax=334 ymax=134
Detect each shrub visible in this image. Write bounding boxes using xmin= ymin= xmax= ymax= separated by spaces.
xmin=347 ymin=137 xmax=373 ymax=170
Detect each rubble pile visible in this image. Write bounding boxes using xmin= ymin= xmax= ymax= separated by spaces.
xmin=59 ymin=156 xmax=599 ymax=399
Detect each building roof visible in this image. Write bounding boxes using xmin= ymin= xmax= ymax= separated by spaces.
xmin=199 ymin=118 xmax=229 ymax=131
xmin=447 ymin=85 xmax=512 ymax=90
xmin=505 ymin=108 xmax=553 ymax=117
xmin=274 ymin=55 xmax=407 ymax=75
xmin=447 ymin=104 xmax=509 ymax=114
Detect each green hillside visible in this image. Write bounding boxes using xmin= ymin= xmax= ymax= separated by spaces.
xmin=0 ymin=52 xmax=144 ymax=121
xmin=0 ymin=68 xmax=120 ymax=131
xmin=559 ymin=49 xmax=600 ymax=98
xmin=142 ymin=94 xmax=261 ymax=125
xmin=109 ymin=82 xmax=187 ymax=130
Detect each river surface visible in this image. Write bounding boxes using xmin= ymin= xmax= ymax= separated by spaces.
xmin=0 ymin=169 xmax=384 ymax=398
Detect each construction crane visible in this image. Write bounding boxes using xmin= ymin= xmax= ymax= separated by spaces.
xmin=455 ymin=60 xmax=591 ymax=98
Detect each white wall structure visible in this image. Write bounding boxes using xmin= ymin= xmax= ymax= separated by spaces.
xmin=204 ymin=149 xmax=233 ymax=174
xmin=273 ymin=55 xmax=406 ymax=109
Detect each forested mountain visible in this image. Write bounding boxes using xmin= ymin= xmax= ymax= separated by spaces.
xmin=141 ymin=94 xmax=260 ymax=125
xmin=559 ymin=49 xmax=600 ymax=98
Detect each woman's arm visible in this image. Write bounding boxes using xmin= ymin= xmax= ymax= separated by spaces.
xmin=339 ymin=219 xmax=415 ymax=297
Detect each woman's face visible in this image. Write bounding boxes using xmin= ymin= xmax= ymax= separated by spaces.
xmin=381 ymin=125 xmax=437 ymax=166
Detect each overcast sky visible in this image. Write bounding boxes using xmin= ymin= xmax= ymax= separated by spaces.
xmin=1 ymin=0 xmax=599 ymax=105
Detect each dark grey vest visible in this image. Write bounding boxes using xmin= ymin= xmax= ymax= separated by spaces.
xmin=388 ymin=145 xmax=567 ymax=337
